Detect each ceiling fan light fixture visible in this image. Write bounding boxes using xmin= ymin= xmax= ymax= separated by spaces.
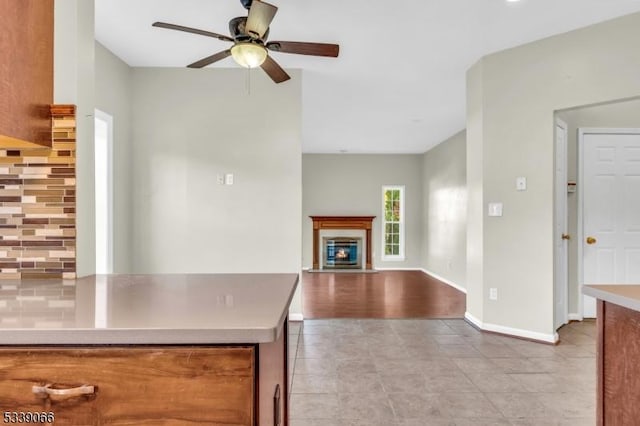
xmin=231 ymin=42 xmax=267 ymax=68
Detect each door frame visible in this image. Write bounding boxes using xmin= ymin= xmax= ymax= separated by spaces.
xmin=578 ymin=127 xmax=640 ymax=318
xmin=94 ymin=109 xmax=114 ymax=274
xmin=554 ymin=118 xmax=569 ymax=329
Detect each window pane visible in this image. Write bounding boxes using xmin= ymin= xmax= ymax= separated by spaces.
xmin=385 ymin=245 xmax=392 ymax=255
xmin=385 ymin=223 xmax=393 ymax=233
xmin=391 ymin=244 xmax=399 ymax=255
xmin=392 ymin=201 xmax=400 ymax=220
xmin=385 ymin=201 xmax=393 ymax=220
xmin=392 ymin=234 xmax=399 ymax=244
xmin=393 ymin=190 xmax=400 ymax=201
xmin=386 ymin=234 xmax=393 ymax=244
xmin=392 ymin=223 xmax=399 ymax=233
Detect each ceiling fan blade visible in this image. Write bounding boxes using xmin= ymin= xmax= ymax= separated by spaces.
xmin=266 ymin=41 xmax=339 ymax=57
xmin=187 ymin=50 xmax=232 ymax=68
xmin=245 ymin=1 xmax=278 ymax=39
xmin=152 ymin=22 xmax=234 ymax=42
xmin=261 ymin=55 xmax=290 ymax=84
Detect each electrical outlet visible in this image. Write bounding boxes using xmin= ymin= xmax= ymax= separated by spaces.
xmin=217 ymin=174 xmax=225 ymax=185
xmin=489 ymin=288 xmax=498 ymax=300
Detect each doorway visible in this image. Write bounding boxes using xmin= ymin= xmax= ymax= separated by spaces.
xmin=579 ymin=128 xmax=640 ymax=317
xmin=94 ymin=110 xmax=113 ymax=274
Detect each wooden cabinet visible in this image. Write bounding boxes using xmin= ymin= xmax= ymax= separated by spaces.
xmin=596 ymin=300 xmax=640 ymax=425
xmin=0 ymin=328 xmax=287 ymax=425
xmin=0 ymin=0 xmax=54 ymax=146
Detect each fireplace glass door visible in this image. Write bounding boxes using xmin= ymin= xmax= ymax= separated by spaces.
xmin=323 ymin=237 xmax=362 ymax=269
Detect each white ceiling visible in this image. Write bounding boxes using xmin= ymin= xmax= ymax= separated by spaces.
xmin=95 ymin=0 xmax=640 ymax=153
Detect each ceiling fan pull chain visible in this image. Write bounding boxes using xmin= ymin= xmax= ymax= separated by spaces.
xmin=247 ymin=66 xmax=252 ymax=96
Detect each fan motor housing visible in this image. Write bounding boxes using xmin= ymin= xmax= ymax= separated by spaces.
xmin=229 ymin=16 xmax=268 ymax=41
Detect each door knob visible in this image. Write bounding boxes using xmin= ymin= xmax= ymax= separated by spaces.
xmin=586 ymin=236 xmax=597 ymax=245
xmin=561 ymin=234 xmax=571 ymax=240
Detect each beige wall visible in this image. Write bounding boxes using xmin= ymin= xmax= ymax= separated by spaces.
xmin=95 ymin=42 xmax=132 ymax=273
xmin=129 ymin=68 xmax=303 ymax=313
xmin=302 ymin=154 xmax=423 ymax=269
xmin=557 ymin=98 xmax=640 ymax=315
xmin=422 ymin=131 xmax=467 ymax=288
xmin=54 ymin=0 xmax=95 ymax=277
xmin=467 ymin=12 xmax=640 ymax=340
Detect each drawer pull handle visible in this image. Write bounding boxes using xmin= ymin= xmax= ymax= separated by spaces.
xmin=32 ymin=384 xmax=95 ymax=398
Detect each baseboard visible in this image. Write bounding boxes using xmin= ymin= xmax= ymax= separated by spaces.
xmin=289 ymin=312 xmax=304 ymax=322
xmin=374 ymin=267 xmax=422 ymax=271
xmin=420 ymin=268 xmax=467 ymax=294
xmin=568 ymin=313 xmax=583 ymax=321
xmin=464 ymin=311 xmax=483 ymax=329
xmin=464 ymin=311 xmax=558 ymax=344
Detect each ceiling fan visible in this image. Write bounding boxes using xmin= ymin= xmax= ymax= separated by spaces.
xmin=152 ymin=0 xmax=339 ymax=84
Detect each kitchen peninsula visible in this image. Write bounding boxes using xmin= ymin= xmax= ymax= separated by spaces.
xmin=0 ymin=273 xmax=298 ymax=426
xmin=583 ymin=284 xmax=640 ymax=426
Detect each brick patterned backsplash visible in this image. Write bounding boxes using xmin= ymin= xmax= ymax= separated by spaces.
xmin=0 ymin=105 xmax=76 ymax=279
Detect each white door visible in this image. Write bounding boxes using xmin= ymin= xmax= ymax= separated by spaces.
xmin=582 ymin=129 xmax=640 ymax=318
xmin=554 ymin=119 xmax=569 ymax=330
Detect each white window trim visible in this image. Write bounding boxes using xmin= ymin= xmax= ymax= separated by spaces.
xmin=381 ymin=185 xmax=405 ymax=261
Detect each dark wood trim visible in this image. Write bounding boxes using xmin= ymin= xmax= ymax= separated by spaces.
xmin=283 ymin=319 xmax=289 ymax=426
xmin=597 ymin=300 xmax=604 ymax=426
xmin=256 ymin=327 xmax=286 ymax=426
xmin=50 ymin=104 xmax=76 ymax=116
xmin=309 ymin=216 xmax=376 ymax=270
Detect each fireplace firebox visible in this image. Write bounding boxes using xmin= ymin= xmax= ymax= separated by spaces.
xmin=323 ymin=237 xmax=362 ymax=269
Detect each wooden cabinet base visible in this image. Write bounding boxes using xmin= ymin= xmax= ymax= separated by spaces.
xmin=597 ymin=300 xmax=640 ymax=425
xmin=0 ymin=330 xmax=288 ymax=426
xmin=0 ymin=347 xmax=254 ymax=425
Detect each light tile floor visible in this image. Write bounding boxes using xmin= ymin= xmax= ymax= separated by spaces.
xmin=287 ymin=319 xmax=596 ymax=426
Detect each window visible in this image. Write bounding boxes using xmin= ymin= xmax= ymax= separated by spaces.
xmin=382 ymin=185 xmax=405 ymax=261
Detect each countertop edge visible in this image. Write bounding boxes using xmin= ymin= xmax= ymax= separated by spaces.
xmin=0 ymin=328 xmax=285 ymax=345
xmin=0 ymin=273 xmax=300 ymax=345
xmin=583 ymin=285 xmax=640 ymax=313
xmin=274 ymin=273 xmax=300 ymax=340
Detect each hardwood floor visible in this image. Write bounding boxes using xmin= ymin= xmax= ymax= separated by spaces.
xmin=302 ymin=270 xmax=466 ymax=319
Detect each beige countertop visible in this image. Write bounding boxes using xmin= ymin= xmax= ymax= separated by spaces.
xmin=0 ymin=273 xmax=298 ymax=345
xmin=583 ymin=284 xmax=640 ymax=313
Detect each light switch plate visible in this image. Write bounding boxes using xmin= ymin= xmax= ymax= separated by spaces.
xmin=488 ymin=202 xmax=503 ymax=217
xmin=516 ymin=176 xmax=527 ymax=191
xmin=489 ymin=288 xmax=498 ymax=300
xmin=225 ymin=174 xmax=234 ymax=185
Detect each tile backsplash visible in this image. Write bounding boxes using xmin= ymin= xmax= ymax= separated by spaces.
xmin=0 ymin=105 xmax=76 ymax=279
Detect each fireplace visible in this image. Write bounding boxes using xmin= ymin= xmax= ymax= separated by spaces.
xmin=310 ymin=216 xmax=375 ymax=270
xmin=323 ymin=237 xmax=362 ymax=269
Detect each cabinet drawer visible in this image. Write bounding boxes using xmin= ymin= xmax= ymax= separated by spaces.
xmin=0 ymin=346 xmax=254 ymax=425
